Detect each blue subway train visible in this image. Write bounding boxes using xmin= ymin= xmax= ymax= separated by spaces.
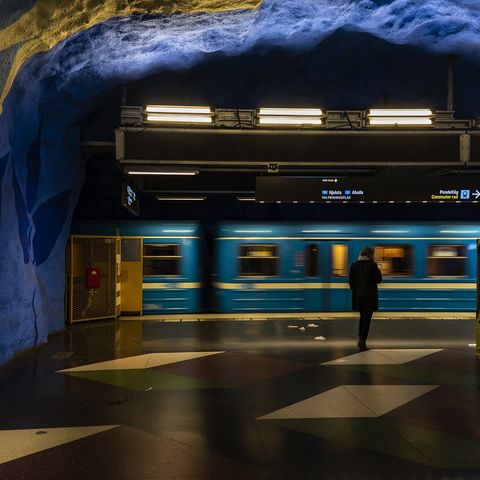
xmin=214 ymin=223 xmax=477 ymax=313
xmin=71 ymin=221 xmax=478 ymax=315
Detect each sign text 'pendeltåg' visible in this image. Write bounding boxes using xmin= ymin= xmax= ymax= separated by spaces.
xmin=255 ymin=177 xmax=480 ymax=203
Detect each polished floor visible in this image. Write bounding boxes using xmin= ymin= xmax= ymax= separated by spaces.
xmin=0 ymin=318 xmax=478 ymax=479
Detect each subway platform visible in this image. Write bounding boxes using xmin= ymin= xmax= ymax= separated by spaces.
xmin=0 ymin=317 xmax=478 ymax=480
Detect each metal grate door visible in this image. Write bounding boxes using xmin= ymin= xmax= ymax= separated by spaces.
xmin=67 ymin=236 xmax=119 ymax=323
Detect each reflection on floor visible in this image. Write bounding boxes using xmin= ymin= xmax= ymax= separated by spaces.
xmin=0 ymin=318 xmax=478 ymax=479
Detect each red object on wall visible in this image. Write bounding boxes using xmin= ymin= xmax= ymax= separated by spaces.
xmin=86 ymin=268 xmax=101 ymax=289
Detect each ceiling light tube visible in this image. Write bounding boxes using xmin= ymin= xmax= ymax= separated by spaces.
xmin=155 ymin=196 xmax=206 ymax=201
xmin=258 ymin=116 xmax=323 ymax=125
xmin=236 ymin=196 xmax=256 ymax=201
xmin=128 ymin=171 xmax=198 ymax=175
xmin=126 ymin=165 xmax=199 ymax=175
xmin=146 ymin=105 xmax=212 ymax=114
xmin=369 ymin=117 xmax=432 ymax=126
xmin=369 ymin=109 xmax=432 ymax=117
xmin=146 ymin=114 xmax=212 ymax=124
xmin=259 ymin=108 xmax=323 ymax=116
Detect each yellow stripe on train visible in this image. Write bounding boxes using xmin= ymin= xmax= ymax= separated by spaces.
xmin=213 ymin=282 xmax=476 ymax=290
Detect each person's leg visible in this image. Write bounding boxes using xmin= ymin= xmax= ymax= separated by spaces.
xmin=358 ymin=310 xmax=373 ymax=350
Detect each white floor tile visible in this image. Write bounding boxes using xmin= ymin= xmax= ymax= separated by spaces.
xmin=258 ymin=386 xmax=376 ymax=419
xmin=258 ymin=384 xmax=438 ymax=420
xmin=321 ymin=349 xmax=443 ymax=366
xmin=0 ymin=425 xmax=117 ymax=464
xmin=374 ymin=349 xmax=443 ymax=364
xmin=58 ymin=351 xmax=224 ymax=372
xmin=344 ymin=384 xmax=439 ymax=416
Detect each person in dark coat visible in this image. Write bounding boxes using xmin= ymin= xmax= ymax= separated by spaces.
xmin=348 ymin=246 xmax=382 ymax=351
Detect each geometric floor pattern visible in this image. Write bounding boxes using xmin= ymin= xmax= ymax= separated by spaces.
xmin=60 ymin=351 xmax=310 ymax=391
xmin=0 ymin=426 xmax=267 ymax=479
xmin=258 ymin=385 xmax=439 ymax=419
xmin=1 ymin=319 xmax=479 ymax=478
xmin=321 ymin=349 xmax=443 ymax=365
xmin=272 ymin=418 xmax=480 ymax=468
xmin=0 ymin=426 xmax=118 ymax=464
xmin=58 ymin=351 xmax=224 ymax=372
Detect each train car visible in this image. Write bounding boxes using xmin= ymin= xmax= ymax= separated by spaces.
xmin=71 ymin=222 xmax=202 ymax=314
xmin=213 ymin=222 xmax=477 ymax=313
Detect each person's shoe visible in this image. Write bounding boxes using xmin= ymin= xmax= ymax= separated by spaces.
xmin=358 ymin=340 xmax=369 ymax=352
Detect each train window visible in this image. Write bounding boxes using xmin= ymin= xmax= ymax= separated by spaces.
xmin=427 ymin=245 xmax=467 ymax=277
xmin=143 ymin=243 xmax=181 ymax=276
xmin=375 ymin=245 xmax=413 ymax=277
xmin=238 ymin=244 xmax=279 ymax=277
xmin=306 ymin=244 xmax=319 ymax=277
xmin=332 ymin=244 xmax=348 ymax=276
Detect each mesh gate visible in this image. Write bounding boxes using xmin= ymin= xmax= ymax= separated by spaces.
xmin=68 ymin=236 xmax=119 ymax=323
xmin=121 ymin=238 xmax=141 ymax=262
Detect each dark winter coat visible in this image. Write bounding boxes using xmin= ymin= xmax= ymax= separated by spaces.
xmin=348 ymin=257 xmax=382 ymax=312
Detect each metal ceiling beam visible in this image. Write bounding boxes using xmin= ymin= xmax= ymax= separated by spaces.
xmin=118 ymin=126 xmax=479 ymax=137
xmin=118 ymin=158 xmax=480 ymax=167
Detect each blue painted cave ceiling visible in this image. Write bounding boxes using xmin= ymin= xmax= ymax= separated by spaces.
xmin=1 ymin=0 xmax=480 ymax=222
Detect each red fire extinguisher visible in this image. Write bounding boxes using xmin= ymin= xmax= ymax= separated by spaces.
xmin=86 ymin=268 xmax=101 ymax=289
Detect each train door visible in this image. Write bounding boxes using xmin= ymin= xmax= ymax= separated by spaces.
xmin=304 ymin=241 xmax=329 ymax=311
xmin=304 ymin=241 xmax=350 ymax=312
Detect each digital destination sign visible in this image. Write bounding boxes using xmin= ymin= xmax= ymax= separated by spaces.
xmin=121 ymin=181 xmax=140 ymax=215
xmin=256 ymin=177 xmax=480 ymax=203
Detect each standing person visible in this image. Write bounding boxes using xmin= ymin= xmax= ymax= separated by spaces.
xmin=348 ymin=246 xmax=382 ymax=351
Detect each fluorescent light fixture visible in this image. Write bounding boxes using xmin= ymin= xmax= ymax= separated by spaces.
xmin=155 ymin=196 xmax=206 ymax=201
xmin=146 ymin=114 xmax=212 ymax=123
xmin=258 ymin=107 xmax=323 ymax=126
xmin=234 ymin=229 xmax=272 ymax=233
xmin=372 ymin=230 xmax=409 ymax=233
xmin=146 ymin=105 xmax=212 ymax=114
xmin=302 ymin=230 xmax=341 ymax=233
xmin=236 ymin=196 xmax=256 ymax=202
xmin=126 ymin=165 xmax=199 ymax=176
xmin=368 ymin=108 xmax=433 ymax=126
xmin=162 ymin=229 xmax=194 ymax=233
xmin=258 ymin=116 xmax=323 ymax=126
xmin=128 ymin=170 xmax=198 ymax=175
xmin=369 ymin=109 xmax=432 ymax=116
xmin=468 ymin=343 xmax=477 ymax=347
xmin=369 ymin=117 xmax=432 ymax=126
xmin=259 ymin=108 xmax=323 ymax=116
xmin=440 ymin=230 xmax=479 ymax=234
xmin=144 ymin=105 xmax=213 ymax=124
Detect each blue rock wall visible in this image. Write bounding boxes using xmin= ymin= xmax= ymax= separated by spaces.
xmin=1 ymin=0 xmax=480 ymax=364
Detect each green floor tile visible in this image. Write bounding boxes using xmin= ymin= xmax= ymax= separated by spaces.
xmin=268 ymin=418 xmax=434 ymax=466
xmin=346 ymin=364 xmax=478 ymax=388
xmin=66 ymin=369 xmax=222 ymax=391
xmin=268 ymin=417 xmax=480 ymax=469
xmin=388 ymin=421 xmax=480 ymax=469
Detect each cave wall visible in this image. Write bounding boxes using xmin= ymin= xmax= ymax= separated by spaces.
xmin=1 ymin=0 xmax=480 ymax=364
